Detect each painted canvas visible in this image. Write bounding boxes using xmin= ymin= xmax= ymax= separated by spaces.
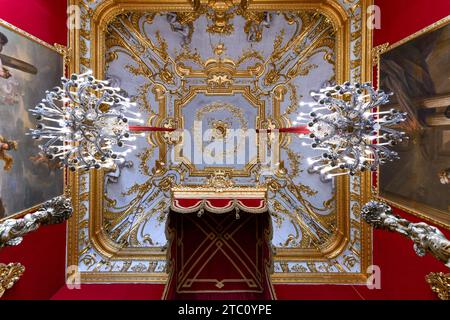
xmin=0 ymin=20 xmax=63 ymax=220
xmin=379 ymin=18 xmax=450 ymax=227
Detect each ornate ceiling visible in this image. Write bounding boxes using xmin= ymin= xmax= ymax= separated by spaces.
xmin=67 ymin=0 xmax=373 ymax=284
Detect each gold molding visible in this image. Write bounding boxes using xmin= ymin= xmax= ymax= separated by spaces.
xmin=274 ymin=175 xmax=350 ymax=261
xmin=0 ymin=263 xmax=25 ymax=298
xmin=246 ymin=0 xmax=349 ymax=27
xmin=371 ymin=42 xmax=389 ymax=67
xmin=54 ymin=43 xmax=73 ymax=66
xmin=94 ymin=0 xmax=350 ymax=263
xmin=68 ymin=0 xmax=373 ymax=284
xmin=359 ymin=0 xmax=374 ymax=277
xmin=426 ymin=272 xmax=450 ymax=301
xmin=89 ymin=169 xmax=168 ymax=260
xmin=0 ymin=19 xmax=61 ymax=52
xmin=172 ymin=187 xmax=268 ymax=199
xmin=383 ymin=15 xmax=450 ymax=53
xmin=80 ymin=272 xmax=168 ymax=283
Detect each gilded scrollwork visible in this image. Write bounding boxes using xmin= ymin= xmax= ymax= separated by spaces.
xmin=426 ymin=272 xmax=450 ymax=300
xmin=68 ymin=0 xmax=371 ymax=284
xmin=0 ymin=263 xmax=25 ymax=298
xmin=260 ymin=11 xmax=336 ymax=91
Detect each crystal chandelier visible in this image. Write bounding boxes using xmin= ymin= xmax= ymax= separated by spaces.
xmin=298 ymin=82 xmax=407 ymax=181
xmin=28 ymin=71 xmax=144 ymax=171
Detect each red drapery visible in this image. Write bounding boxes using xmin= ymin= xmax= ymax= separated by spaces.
xmin=163 ymin=210 xmax=275 ymax=300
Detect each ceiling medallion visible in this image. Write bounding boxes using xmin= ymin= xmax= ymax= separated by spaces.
xmin=211 ymin=120 xmax=231 ymax=139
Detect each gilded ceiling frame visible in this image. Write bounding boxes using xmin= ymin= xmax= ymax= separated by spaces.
xmin=66 ymin=0 xmax=373 ymax=284
xmin=173 ymin=85 xmax=264 ymax=177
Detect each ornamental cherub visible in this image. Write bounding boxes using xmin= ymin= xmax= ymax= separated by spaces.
xmin=0 ymin=135 xmax=18 ymax=171
xmin=439 ymin=168 xmax=449 ymax=185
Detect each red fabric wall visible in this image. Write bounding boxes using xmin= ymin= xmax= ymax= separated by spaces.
xmin=0 ymin=0 xmax=68 ymax=45
xmin=1 ymin=0 xmax=449 ymax=300
xmin=275 ymin=0 xmax=450 ymax=300
xmin=0 ymin=0 xmax=68 ymax=300
xmin=373 ymin=0 xmax=450 ymax=46
xmin=0 ymin=224 xmax=67 ymax=300
xmin=51 ymin=284 xmax=166 ymax=300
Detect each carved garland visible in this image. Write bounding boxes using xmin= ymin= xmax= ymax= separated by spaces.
xmin=0 ymin=263 xmax=25 ymax=298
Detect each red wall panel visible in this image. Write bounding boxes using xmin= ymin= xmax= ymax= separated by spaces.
xmin=276 ymin=0 xmax=450 ymax=300
xmin=374 ymin=0 xmax=450 ymax=46
xmin=0 ymin=223 xmax=67 ymax=300
xmin=369 ymin=0 xmax=450 ymax=299
xmin=0 ymin=0 xmax=67 ymax=46
xmin=1 ymin=0 xmax=449 ymax=300
xmin=51 ymin=284 xmax=166 ymax=300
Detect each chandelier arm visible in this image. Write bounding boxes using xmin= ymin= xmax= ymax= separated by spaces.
xmin=304 ymin=82 xmax=406 ymax=180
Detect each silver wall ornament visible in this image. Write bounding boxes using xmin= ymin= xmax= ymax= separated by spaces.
xmin=28 ymin=71 xmax=144 ymax=171
xmin=300 ymin=82 xmax=407 ymax=181
xmin=0 ymin=196 xmax=73 ymax=248
xmin=361 ymin=200 xmax=450 ymax=268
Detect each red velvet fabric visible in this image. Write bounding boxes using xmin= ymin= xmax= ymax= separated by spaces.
xmin=51 ymin=284 xmax=165 ymax=300
xmin=1 ymin=0 xmax=450 ymax=301
xmin=275 ymin=0 xmax=450 ymax=300
xmin=164 ymin=211 xmax=274 ymax=300
xmin=174 ymin=198 xmax=265 ymax=208
xmin=373 ymin=0 xmax=450 ymax=47
xmin=0 ymin=0 xmax=68 ymax=46
xmin=173 ymin=198 xmax=267 ymax=212
xmin=0 ymin=223 xmax=67 ymax=300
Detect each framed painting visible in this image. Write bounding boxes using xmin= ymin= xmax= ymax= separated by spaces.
xmin=377 ymin=16 xmax=450 ymax=228
xmin=0 ymin=19 xmax=65 ymax=221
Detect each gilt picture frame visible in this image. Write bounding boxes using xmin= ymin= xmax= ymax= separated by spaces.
xmin=376 ymin=15 xmax=450 ymax=229
xmin=0 ymin=19 xmax=67 ymax=221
